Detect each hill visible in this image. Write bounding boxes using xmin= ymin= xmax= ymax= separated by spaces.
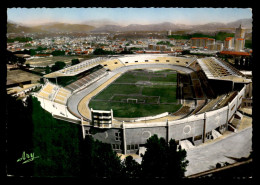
xmin=7 ymin=18 xmax=252 ymax=34
xmin=7 ymin=22 xmax=95 ymax=33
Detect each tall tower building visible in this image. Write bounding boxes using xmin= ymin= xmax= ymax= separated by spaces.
xmin=168 ymin=30 xmax=171 ymax=36
xmin=235 ymin=25 xmax=246 ymax=40
xmin=233 ymin=25 xmax=246 ymax=51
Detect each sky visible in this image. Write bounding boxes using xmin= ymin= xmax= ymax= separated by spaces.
xmin=7 ymin=8 xmax=252 ymax=26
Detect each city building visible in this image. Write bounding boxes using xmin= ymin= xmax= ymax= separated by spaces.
xmin=191 ymin=38 xmax=215 ymax=48
xmin=216 ymin=43 xmax=224 ymax=51
xmin=234 ymin=38 xmax=245 ymax=52
xmin=224 ymin=37 xmax=234 ymax=50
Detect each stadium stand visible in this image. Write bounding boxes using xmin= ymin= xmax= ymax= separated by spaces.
xmin=118 ymin=55 xmax=195 ymax=67
xmin=214 ymin=91 xmax=238 ymax=109
xmin=37 ymin=82 xmax=57 ymax=101
xmin=54 ymin=87 xmax=71 ymax=105
xmin=37 ymin=82 xmax=71 ymax=105
xmin=65 ymin=67 xmax=107 ymax=92
xmin=172 ymin=106 xmax=191 ymax=116
xmin=44 ymin=57 xmax=107 ymax=78
xmin=192 ymin=100 xmax=207 ymax=114
xmin=100 ymin=58 xmax=125 ymax=71
xmin=198 ymin=57 xmax=244 ymax=80
xmin=197 ymin=94 xmax=227 ymax=113
xmin=189 ymin=71 xmax=205 ymax=99
xmin=218 ymin=58 xmax=245 ymax=77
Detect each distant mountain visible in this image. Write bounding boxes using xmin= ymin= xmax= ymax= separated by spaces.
xmin=92 ymin=24 xmax=124 ymax=32
xmin=7 ymin=22 xmax=42 ymax=33
xmin=226 ymin=18 xmax=252 ymax=28
xmin=33 ymin=23 xmax=95 ymax=32
xmin=91 ymin=19 xmax=252 ymax=32
xmin=7 ymin=22 xmax=95 ymax=33
xmin=92 ymin=22 xmax=183 ymax=32
xmin=8 ymin=18 xmax=252 ymax=34
xmin=82 ymin=19 xmax=122 ymax=28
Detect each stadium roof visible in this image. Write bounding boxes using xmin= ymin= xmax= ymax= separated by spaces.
xmin=197 ymin=57 xmax=251 ymax=83
xmin=44 ymin=58 xmax=105 ymax=78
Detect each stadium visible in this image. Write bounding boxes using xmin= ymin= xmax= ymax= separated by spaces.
xmin=35 ymin=54 xmax=252 ymax=154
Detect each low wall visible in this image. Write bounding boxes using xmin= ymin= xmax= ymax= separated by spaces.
xmin=116 ymin=112 xmax=169 ymax=122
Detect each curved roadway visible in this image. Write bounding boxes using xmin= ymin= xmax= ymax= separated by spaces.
xmin=67 ymin=64 xmax=194 ymax=120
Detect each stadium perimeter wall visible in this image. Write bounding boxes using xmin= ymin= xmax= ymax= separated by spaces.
xmin=86 ymin=85 xmax=246 ymax=154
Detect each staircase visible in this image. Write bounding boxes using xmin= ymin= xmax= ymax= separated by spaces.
xmin=212 ymin=129 xmax=222 ymax=139
xmin=179 ymin=140 xmax=195 ymax=150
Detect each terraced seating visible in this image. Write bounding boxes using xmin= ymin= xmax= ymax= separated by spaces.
xmin=43 ymin=83 xmax=55 ymax=94
xmin=120 ymin=56 xmax=194 ymax=67
xmin=55 ymin=95 xmax=66 ymax=101
xmin=172 ymin=106 xmax=191 ymax=116
xmin=198 ymin=94 xmax=226 ymax=113
xmin=101 ymin=59 xmax=125 ymax=71
xmin=65 ymin=67 xmax=108 ymax=92
xmin=37 ymin=82 xmax=57 ymax=101
xmin=200 ymin=57 xmax=242 ymax=78
xmin=38 ymin=91 xmax=49 ymax=99
xmin=66 ymin=83 xmax=78 ymax=91
xmin=192 ymin=100 xmax=207 ymax=114
xmin=53 ymin=87 xmax=72 ymax=105
xmin=218 ymin=58 xmax=244 ymax=76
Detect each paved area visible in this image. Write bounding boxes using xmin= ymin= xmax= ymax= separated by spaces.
xmin=185 ymin=126 xmax=252 ymax=176
xmin=7 ymin=69 xmax=41 ymax=84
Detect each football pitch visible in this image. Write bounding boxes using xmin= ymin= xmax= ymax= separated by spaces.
xmin=88 ymin=69 xmax=182 ymax=117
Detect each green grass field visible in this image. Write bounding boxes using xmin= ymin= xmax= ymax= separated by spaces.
xmin=89 ymin=69 xmax=181 ymax=117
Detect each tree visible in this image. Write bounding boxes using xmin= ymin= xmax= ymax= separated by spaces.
xmin=6 ymin=95 xmax=33 ymax=176
xmin=7 ymin=50 xmax=18 ymax=64
xmin=120 ymin=47 xmax=133 ymax=54
xmin=182 ymin=50 xmax=190 ymax=55
xmin=121 ymin=156 xmax=141 ymax=178
xmin=45 ymin=66 xmax=51 ymax=74
xmin=93 ymin=48 xmax=116 ymax=55
xmin=71 ymin=59 xmax=80 ymax=66
xmin=29 ymin=49 xmax=36 ymax=56
xmin=51 ymin=50 xmax=65 ymax=56
xmin=17 ymin=57 xmax=26 ymax=65
xmin=51 ymin=61 xmax=66 ymax=72
xmin=81 ymin=136 xmax=123 ymax=178
xmin=31 ymin=97 xmax=81 ymax=176
xmin=216 ymin=163 xmax=222 ymax=168
xmin=141 ymin=134 xmax=189 ymax=178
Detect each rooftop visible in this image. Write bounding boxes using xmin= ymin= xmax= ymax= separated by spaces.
xmin=219 ymin=51 xmax=251 ymax=56
xmin=225 ymin=37 xmax=233 ymax=41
